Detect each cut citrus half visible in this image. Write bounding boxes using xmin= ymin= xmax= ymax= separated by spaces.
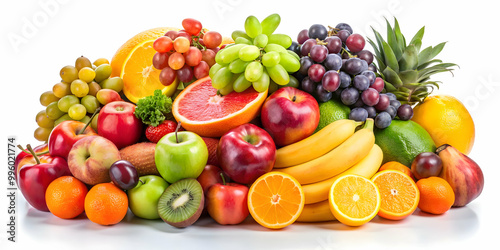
xmin=371 ymin=170 xmax=420 ymax=220
xmin=248 ymin=172 xmax=305 ymax=229
xmin=111 ymin=27 xmax=177 ymax=77
xmin=328 ymin=174 xmax=380 ymax=226
xmin=172 ymin=76 xmax=267 ymax=137
xmin=120 ymin=39 xmax=178 ymax=103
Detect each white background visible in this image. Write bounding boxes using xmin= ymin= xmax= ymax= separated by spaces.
xmin=1 ymin=0 xmax=499 ymax=249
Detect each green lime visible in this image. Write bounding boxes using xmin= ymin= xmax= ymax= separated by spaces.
xmin=315 ymin=99 xmax=350 ymax=133
xmin=374 ymin=120 xmax=436 ymax=167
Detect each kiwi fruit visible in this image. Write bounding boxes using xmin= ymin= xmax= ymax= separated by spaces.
xmin=119 ymin=142 xmax=159 ymax=176
xmin=157 ymin=178 xmax=204 ymax=228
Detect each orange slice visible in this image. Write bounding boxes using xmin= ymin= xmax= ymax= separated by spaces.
xmin=111 ymin=27 xmax=177 ymax=77
xmin=120 ymin=39 xmax=178 ymax=103
xmin=248 ymin=172 xmax=305 ymax=229
xmin=328 ymin=174 xmax=380 ymax=226
xmin=172 ymin=76 xmax=267 ymax=137
xmin=371 ymin=170 xmax=420 ymax=220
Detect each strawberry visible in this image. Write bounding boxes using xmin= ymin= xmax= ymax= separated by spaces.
xmin=201 ymin=137 xmax=220 ymax=166
xmin=145 ymin=120 xmax=178 ymax=143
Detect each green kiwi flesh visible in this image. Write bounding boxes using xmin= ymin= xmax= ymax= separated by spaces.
xmin=157 ymin=178 xmax=204 ymax=228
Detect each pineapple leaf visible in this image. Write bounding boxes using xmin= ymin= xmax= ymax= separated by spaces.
xmin=385 ymin=18 xmax=402 ymax=60
xmin=399 ymin=70 xmax=419 ymax=84
xmin=383 ymin=67 xmax=403 ymax=87
xmin=417 ymin=63 xmax=457 ymax=80
xmin=417 ymin=46 xmax=436 ymax=68
xmin=384 ymin=81 xmax=397 ymax=92
xmin=367 ymin=38 xmax=386 ymax=71
xmin=409 ymin=26 xmax=425 ymax=51
xmin=429 ymin=42 xmax=447 ymax=60
xmin=371 ymin=27 xmax=386 ymax=62
xmin=395 ymin=92 xmax=410 ymax=98
xmin=412 ymin=39 xmax=422 ymax=52
xmin=382 ymin=40 xmax=399 ymax=72
xmin=399 ymin=87 xmax=412 ymax=93
xmin=377 ymin=67 xmax=386 ymax=79
xmin=417 ymin=59 xmax=442 ymax=70
xmin=421 ymin=81 xmax=441 ymax=90
xmin=399 ymin=45 xmax=418 ymax=71
xmin=393 ymin=18 xmax=406 ymax=49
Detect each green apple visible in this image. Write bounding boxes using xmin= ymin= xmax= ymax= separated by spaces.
xmin=128 ymin=175 xmax=169 ymax=219
xmin=155 ymin=131 xmax=208 ymax=184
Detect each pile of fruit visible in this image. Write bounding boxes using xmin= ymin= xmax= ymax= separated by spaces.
xmin=17 ymin=14 xmax=483 ymax=230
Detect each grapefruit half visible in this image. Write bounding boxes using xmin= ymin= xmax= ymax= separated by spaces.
xmin=172 ymin=76 xmax=267 ymax=137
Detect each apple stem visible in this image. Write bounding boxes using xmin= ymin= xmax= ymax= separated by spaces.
xmin=220 ymin=172 xmax=227 ymax=186
xmin=78 ymin=107 xmax=101 ymax=135
xmin=17 ymin=145 xmax=48 ymax=156
xmin=139 ymin=179 xmax=145 ymax=185
xmin=292 ymin=95 xmax=297 ymax=102
xmin=25 ymin=144 xmax=41 ymax=165
xmin=175 ymin=121 xmax=182 ymax=144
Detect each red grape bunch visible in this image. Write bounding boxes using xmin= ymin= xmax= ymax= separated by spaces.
xmin=152 ymin=18 xmax=223 ymax=87
xmin=289 ymin=23 xmax=412 ymax=129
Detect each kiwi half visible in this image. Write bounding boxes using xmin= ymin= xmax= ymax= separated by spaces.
xmin=157 ymin=178 xmax=204 ymax=228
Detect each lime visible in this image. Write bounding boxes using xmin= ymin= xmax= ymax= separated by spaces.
xmin=374 ymin=120 xmax=436 ymax=167
xmin=315 ymin=99 xmax=350 ymax=133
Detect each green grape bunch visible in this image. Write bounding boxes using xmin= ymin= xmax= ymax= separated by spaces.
xmin=210 ymin=14 xmax=301 ymax=94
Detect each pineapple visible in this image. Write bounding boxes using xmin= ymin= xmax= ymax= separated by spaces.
xmin=368 ymin=18 xmax=458 ymax=105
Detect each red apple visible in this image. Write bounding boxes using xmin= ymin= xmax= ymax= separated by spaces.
xmin=260 ymin=87 xmax=319 ymax=146
xmin=98 ymin=101 xmax=143 ymax=149
xmin=17 ymin=144 xmax=71 ymax=211
xmin=15 ymin=143 xmax=48 ymax=182
xmin=48 ymin=120 xmax=98 ymax=160
xmin=197 ymin=165 xmax=229 ymax=194
xmin=217 ymin=123 xmax=276 ymax=184
xmin=206 ymin=181 xmax=249 ymax=225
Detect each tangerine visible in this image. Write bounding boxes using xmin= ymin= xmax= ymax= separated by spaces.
xmin=84 ymin=183 xmax=128 ymax=225
xmin=45 ymin=176 xmax=88 ymax=219
xmin=416 ymin=177 xmax=455 ymax=215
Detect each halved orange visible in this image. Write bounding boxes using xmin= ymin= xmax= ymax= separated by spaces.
xmin=111 ymin=27 xmax=177 ymax=77
xmin=328 ymin=174 xmax=380 ymax=226
xmin=120 ymin=39 xmax=179 ymax=103
xmin=172 ymin=76 xmax=267 ymax=137
xmin=248 ymin=172 xmax=305 ymax=229
xmin=371 ymin=170 xmax=420 ymax=220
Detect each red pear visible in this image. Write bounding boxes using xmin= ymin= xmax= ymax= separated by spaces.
xmin=436 ymin=144 xmax=484 ymax=207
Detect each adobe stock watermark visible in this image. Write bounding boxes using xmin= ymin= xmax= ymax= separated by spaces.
xmin=7 ymin=0 xmax=71 ymax=53
xmin=211 ymin=0 xmax=243 ymax=20
xmin=463 ymin=74 xmax=500 ymax=113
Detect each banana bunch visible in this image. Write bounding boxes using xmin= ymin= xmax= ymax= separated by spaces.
xmin=273 ymin=119 xmax=383 ymax=222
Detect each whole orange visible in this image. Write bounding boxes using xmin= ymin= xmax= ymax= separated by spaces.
xmin=412 ymin=95 xmax=475 ymax=154
xmin=84 ymin=183 xmax=128 ymax=226
xmin=46 ymin=176 xmax=88 ymax=219
xmin=416 ymin=177 xmax=455 ymax=215
xmin=378 ymin=161 xmax=413 ymax=179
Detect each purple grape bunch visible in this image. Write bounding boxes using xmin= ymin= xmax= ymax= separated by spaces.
xmin=288 ymin=22 xmax=413 ymax=129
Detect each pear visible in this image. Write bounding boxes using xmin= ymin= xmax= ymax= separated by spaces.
xmin=436 ymin=144 xmax=484 ymax=207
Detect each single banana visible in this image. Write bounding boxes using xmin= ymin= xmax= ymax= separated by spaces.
xmin=275 ymin=119 xmax=375 ymax=185
xmin=274 ymin=119 xmax=360 ymax=169
xmin=303 ymin=144 xmax=384 ymax=204
xmin=297 ymin=200 xmax=336 ymax=222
